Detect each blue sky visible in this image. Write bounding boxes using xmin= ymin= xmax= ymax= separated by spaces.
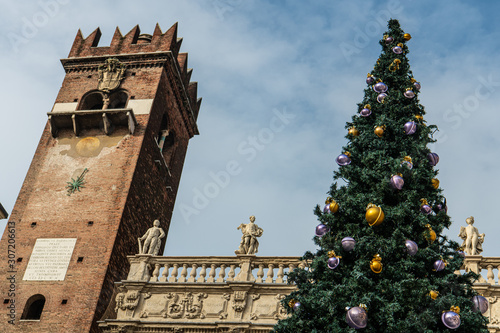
xmin=1 ymin=0 xmax=500 ymax=259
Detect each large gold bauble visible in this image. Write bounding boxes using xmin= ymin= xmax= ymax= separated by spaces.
xmin=329 ymin=200 xmax=339 ymax=213
xmin=348 ymin=127 xmax=360 ymax=137
xmin=431 ymin=178 xmax=440 ymax=189
xmin=403 ymin=33 xmax=412 ymax=41
xmin=374 ymin=126 xmax=384 ymax=137
xmin=425 ymin=224 xmax=437 ymax=243
xmin=370 ymin=254 xmax=383 ymax=273
xmin=366 ymin=204 xmax=384 ymax=226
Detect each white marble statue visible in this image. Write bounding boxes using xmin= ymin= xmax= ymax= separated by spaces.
xmin=235 ymin=215 xmax=263 ymax=255
xmin=459 ymin=216 xmax=485 ymax=256
xmin=138 ymin=219 xmax=166 ymax=255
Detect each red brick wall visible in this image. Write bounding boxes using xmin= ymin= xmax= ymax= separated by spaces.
xmin=0 ymin=24 xmax=199 ymax=333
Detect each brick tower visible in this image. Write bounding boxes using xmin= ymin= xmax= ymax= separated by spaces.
xmin=0 ymin=23 xmax=201 ymax=332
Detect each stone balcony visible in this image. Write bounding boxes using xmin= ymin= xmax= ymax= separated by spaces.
xmin=460 ymin=256 xmax=500 ymax=332
xmin=98 ymin=254 xmax=307 ymax=333
xmin=98 ymin=254 xmax=499 ymax=333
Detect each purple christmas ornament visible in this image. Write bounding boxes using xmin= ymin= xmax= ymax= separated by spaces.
xmin=413 ymin=81 xmax=421 ymax=91
xmin=421 ymin=204 xmax=432 ymax=215
xmin=336 ymin=154 xmax=351 ymax=166
xmin=441 ymin=310 xmax=461 ymax=329
xmin=366 ymin=76 xmax=375 ymax=85
xmin=327 ymin=257 xmax=340 ymax=269
xmin=377 ymin=93 xmax=387 ymax=103
xmin=392 ymin=45 xmax=402 ymax=54
xmin=405 ymin=240 xmax=418 ymax=256
xmin=436 ymin=199 xmax=448 ymax=214
xmin=390 ymin=175 xmax=404 ymax=190
xmin=360 ymin=107 xmax=372 ymax=117
xmin=373 ymin=82 xmax=388 ymax=93
xmin=315 ymin=224 xmax=330 ymax=237
xmin=346 ymin=306 xmax=368 ymax=329
xmin=404 ymin=89 xmax=415 ymax=98
xmin=472 ymin=295 xmax=488 ymax=314
xmin=292 ymin=301 xmax=301 ymax=311
xmin=385 ymin=36 xmax=394 ymax=44
xmin=434 ymin=259 xmax=446 ymax=272
xmin=427 ymin=152 xmax=439 ymax=166
xmin=404 ymin=121 xmax=417 ymax=135
xmin=323 ymin=204 xmax=330 ymax=214
xmin=342 ymin=237 xmax=356 ymax=252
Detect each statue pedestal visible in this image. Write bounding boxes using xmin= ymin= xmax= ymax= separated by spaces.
xmin=234 ymin=254 xmax=256 ymax=282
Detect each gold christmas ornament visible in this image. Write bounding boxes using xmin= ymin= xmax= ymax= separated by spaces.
xmin=328 ymin=250 xmax=342 ymax=259
xmin=365 ymin=203 xmax=385 ymax=226
xmin=329 ymin=199 xmax=339 ymax=213
xmin=374 ymin=125 xmax=386 ymax=138
xmin=431 ymin=178 xmax=440 ymax=189
xmin=344 ymin=151 xmax=351 ymax=157
xmin=348 ymin=127 xmax=360 ymax=137
xmin=429 ymin=290 xmax=439 ymax=300
xmin=403 ymin=33 xmax=412 ymax=41
xmin=425 ymin=223 xmax=437 ymax=243
xmin=388 ymin=59 xmax=401 ymax=72
xmin=397 ymin=43 xmax=404 ymax=48
xmin=364 ymin=104 xmax=371 ymax=110
xmin=325 ymin=197 xmax=333 ymax=204
xmin=288 ymin=299 xmax=297 ymax=308
xmin=370 ymin=254 xmax=383 ymax=273
xmin=450 ymin=305 xmax=460 ymax=314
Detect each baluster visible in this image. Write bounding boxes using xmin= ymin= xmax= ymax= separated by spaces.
xmin=276 ymin=264 xmax=285 ymax=283
xmin=188 ymin=264 xmax=198 ymax=282
xmin=179 ymin=264 xmax=188 ymax=282
xmin=487 ymin=265 xmax=495 ymax=284
xmin=227 ymin=265 xmax=236 ymax=282
xmin=256 ymin=264 xmax=265 ymax=283
xmin=169 ymin=264 xmax=179 ymax=282
xmin=197 ymin=264 xmax=207 ymax=282
xmin=159 ymin=263 xmax=170 ymax=282
xmin=207 ymin=264 xmax=217 ymax=282
xmin=287 ymin=264 xmax=296 ymax=283
xmin=150 ymin=263 xmax=161 ymax=282
xmin=265 ymin=264 xmax=275 ymax=283
xmin=497 ymin=265 xmax=500 ymax=285
xmin=217 ymin=264 xmax=227 ymax=282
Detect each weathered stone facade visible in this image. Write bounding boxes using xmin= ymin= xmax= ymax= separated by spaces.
xmin=98 ymin=253 xmax=500 ymax=333
xmin=99 ymin=255 xmax=303 ymax=332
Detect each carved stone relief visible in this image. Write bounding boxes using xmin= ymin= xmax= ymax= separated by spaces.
xmin=162 ymin=292 xmax=207 ymax=319
xmin=232 ymin=291 xmax=248 ymax=319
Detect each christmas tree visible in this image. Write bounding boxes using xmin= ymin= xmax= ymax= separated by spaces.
xmin=273 ymin=19 xmax=489 ymax=333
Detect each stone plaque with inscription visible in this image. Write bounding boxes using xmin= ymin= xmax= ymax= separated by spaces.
xmin=23 ymin=238 xmax=77 ymax=281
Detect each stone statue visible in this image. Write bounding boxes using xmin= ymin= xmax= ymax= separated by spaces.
xmin=138 ymin=219 xmax=166 ymax=255
xmin=235 ymin=215 xmax=263 ymax=255
xmin=459 ymin=216 xmax=485 ymax=255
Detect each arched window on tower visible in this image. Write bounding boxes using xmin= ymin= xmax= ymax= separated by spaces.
xmin=108 ymin=90 xmax=128 ymax=109
xmin=79 ymin=91 xmax=104 ymax=110
xmin=21 ymin=294 xmax=46 ymax=320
